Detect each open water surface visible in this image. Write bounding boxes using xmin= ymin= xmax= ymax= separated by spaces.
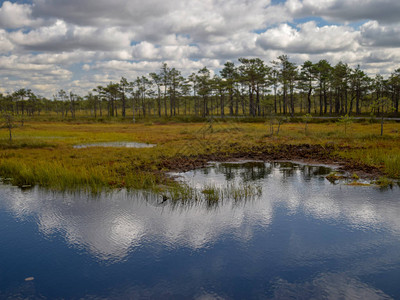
xmin=0 ymin=162 xmax=399 ymax=299
xmin=73 ymin=142 xmax=155 ymax=149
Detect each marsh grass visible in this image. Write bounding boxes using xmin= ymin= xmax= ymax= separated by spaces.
xmin=164 ymin=183 xmax=262 ymax=206
xmin=0 ymin=138 xmax=55 ymax=149
xmin=201 ymin=185 xmax=221 ymax=202
xmin=325 ymin=172 xmax=346 ymax=184
xmin=346 ymin=181 xmax=371 ymax=186
xmin=373 ymin=177 xmax=395 ymax=189
xmin=338 ymin=148 xmax=400 ymax=178
xmin=0 ymin=120 xmax=400 ymax=194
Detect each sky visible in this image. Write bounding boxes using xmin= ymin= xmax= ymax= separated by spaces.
xmin=1 ymin=0 xmax=400 ymax=97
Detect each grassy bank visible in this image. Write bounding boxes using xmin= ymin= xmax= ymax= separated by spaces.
xmin=0 ymin=120 xmax=399 ymax=193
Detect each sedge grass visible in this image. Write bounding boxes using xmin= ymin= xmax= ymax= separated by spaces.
xmin=0 ymin=121 xmax=399 ymax=194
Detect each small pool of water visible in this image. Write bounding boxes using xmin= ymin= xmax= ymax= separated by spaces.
xmin=73 ymin=142 xmax=155 ymax=149
xmin=0 ymin=162 xmax=399 ymax=299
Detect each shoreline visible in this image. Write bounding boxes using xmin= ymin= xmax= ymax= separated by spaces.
xmin=158 ymin=143 xmax=385 ymax=181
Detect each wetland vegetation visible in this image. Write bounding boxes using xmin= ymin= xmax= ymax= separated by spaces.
xmin=0 ymin=118 xmax=399 ymax=194
xmin=3 ymin=1 xmax=400 ymax=298
xmin=1 ymin=161 xmax=399 ymax=299
xmin=1 ymin=58 xmax=400 ymax=300
xmin=1 ymin=56 xmax=400 ymax=193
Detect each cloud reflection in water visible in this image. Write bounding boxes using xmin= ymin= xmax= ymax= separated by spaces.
xmin=1 ymin=162 xmax=400 ymax=261
xmin=0 ymin=161 xmax=399 ymax=264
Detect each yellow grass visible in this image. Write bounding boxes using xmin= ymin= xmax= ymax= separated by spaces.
xmin=0 ymin=120 xmax=399 ymax=192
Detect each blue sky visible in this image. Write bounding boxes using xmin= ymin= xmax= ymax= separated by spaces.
xmin=1 ymin=0 xmax=400 ymax=96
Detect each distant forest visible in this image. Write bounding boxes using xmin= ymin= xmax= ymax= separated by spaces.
xmin=1 ymin=55 xmax=400 ymax=120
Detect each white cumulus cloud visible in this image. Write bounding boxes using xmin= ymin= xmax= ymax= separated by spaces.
xmin=257 ymin=22 xmax=359 ymax=54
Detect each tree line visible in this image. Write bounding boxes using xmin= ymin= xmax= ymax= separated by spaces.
xmin=1 ymin=56 xmax=400 ymax=120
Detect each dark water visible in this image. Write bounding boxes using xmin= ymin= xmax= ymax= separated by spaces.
xmin=0 ymin=162 xmax=399 ymax=299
